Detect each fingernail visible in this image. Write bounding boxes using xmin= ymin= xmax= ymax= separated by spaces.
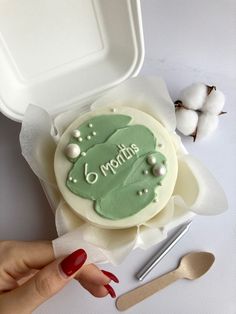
xmin=101 ymin=270 xmax=119 ymax=283
xmin=60 ymin=249 xmax=87 ymax=277
xmin=104 ymin=284 xmax=116 ymax=298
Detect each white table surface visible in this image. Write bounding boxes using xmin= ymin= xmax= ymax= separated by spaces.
xmin=1 ymin=0 xmax=236 ymax=313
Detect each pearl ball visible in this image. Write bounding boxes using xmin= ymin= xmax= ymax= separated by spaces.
xmin=147 ymin=155 xmax=156 ymax=165
xmin=152 ymin=164 xmax=166 ymax=177
xmin=65 ymin=144 xmax=80 ymax=159
xmin=72 ymin=129 xmax=81 ymax=138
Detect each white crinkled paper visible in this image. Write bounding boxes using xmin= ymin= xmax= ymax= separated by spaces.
xmin=19 ymin=77 xmax=228 ymax=265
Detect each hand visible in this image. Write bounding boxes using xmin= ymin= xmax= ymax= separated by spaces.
xmin=0 ymin=241 xmax=119 ymax=314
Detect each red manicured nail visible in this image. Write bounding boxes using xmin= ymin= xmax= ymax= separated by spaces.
xmin=104 ymin=284 xmax=116 ymax=298
xmin=60 ymin=249 xmax=87 ymax=277
xmin=101 ymin=270 xmax=119 ymax=283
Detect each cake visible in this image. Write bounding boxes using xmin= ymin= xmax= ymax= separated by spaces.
xmin=54 ymin=106 xmax=178 ymax=229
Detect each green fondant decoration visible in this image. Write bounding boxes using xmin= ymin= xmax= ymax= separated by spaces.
xmin=67 ymin=142 xmax=133 ymax=200
xmin=68 ymin=115 xmax=131 ymax=161
xmin=95 ymin=152 xmax=166 ymax=220
xmin=66 ymin=125 xmax=156 ymax=200
xmin=95 ymin=181 xmax=155 ymax=220
xmin=65 ymin=114 xmax=167 ymax=220
xmin=107 ymin=125 xmax=156 ymax=152
xmin=125 ymin=152 xmax=166 ymax=185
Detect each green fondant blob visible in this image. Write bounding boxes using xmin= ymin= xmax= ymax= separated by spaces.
xmin=107 ymin=125 xmax=156 ymax=153
xmin=95 ymin=153 xmax=167 ymax=219
xmin=68 ymin=115 xmax=131 ymax=162
xmin=95 ymin=181 xmax=156 ymax=220
xmin=125 ymin=152 xmax=166 ymax=186
xmin=65 ymin=114 xmax=167 ymax=220
xmin=66 ymin=125 xmax=156 ymax=199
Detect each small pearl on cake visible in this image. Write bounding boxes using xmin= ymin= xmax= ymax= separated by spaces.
xmin=143 ymin=170 xmax=149 ymax=175
xmin=137 ymin=191 xmax=143 ymax=196
xmin=88 ymin=123 xmax=93 ymax=128
xmin=73 ymin=179 xmax=77 ymax=183
xmin=69 ymin=177 xmax=73 ymax=181
xmin=81 ymin=152 xmax=86 ymax=156
xmin=152 ymin=164 xmax=166 ymax=177
xmin=72 ymin=129 xmax=81 ymax=138
xmin=78 ymin=137 xmax=83 ymax=142
xmin=160 ymin=166 xmax=166 ymax=176
xmin=143 ymin=188 xmax=148 ymax=194
xmin=87 ymin=135 xmax=91 ymax=140
xmin=147 ymin=155 xmax=156 ymax=165
xmin=92 ymin=131 xmax=96 ymax=136
xmin=65 ymin=143 xmax=80 ymax=159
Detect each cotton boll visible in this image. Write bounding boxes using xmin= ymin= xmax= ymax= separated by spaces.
xmin=196 ymin=113 xmax=219 ymax=140
xmin=176 ymin=108 xmax=199 ymax=136
xmin=202 ymin=89 xmax=225 ymax=114
xmin=179 ymin=83 xmax=207 ymax=110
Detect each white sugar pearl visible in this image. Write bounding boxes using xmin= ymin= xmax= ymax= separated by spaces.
xmin=143 ymin=188 xmax=148 ymax=193
xmin=176 ymin=108 xmax=199 ymax=136
xmin=65 ymin=144 xmax=80 ymax=159
xmin=179 ymin=83 xmax=207 ymax=110
xmin=196 ymin=113 xmax=219 ymax=140
xmin=78 ymin=137 xmax=83 ymax=142
xmin=87 ymin=135 xmax=91 ymax=140
xmin=143 ymin=170 xmax=149 ymax=175
xmin=147 ymin=155 xmax=156 ymax=165
xmin=72 ymin=129 xmax=80 ymax=138
xmin=152 ymin=164 xmax=166 ymax=177
xmin=202 ymin=89 xmax=225 ymax=114
xmin=88 ymin=123 xmax=93 ymax=128
xmin=69 ymin=177 xmax=73 ymax=181
xmin=81 ymin=152 xmax=86 ymax=156
xmin=137 ymin=191 xmax=143 ymax=196
xmin=73 ymin=179 xmax=77 ymax=183
xmin=92 ymin=131 xmax=96 ymax=136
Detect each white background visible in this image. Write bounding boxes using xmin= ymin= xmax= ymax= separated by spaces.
xmin=0 ymin=0 xmax=236 ymax=313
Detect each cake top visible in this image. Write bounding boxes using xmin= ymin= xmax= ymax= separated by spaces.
xmin=54 ymin=106 xmax=178 ymax=229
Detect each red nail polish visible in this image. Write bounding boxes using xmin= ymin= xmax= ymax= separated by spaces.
xmin=60 ymin=249 xmax=87 ymax=277
xmin=101 ymin=270 xmax=119 ymax=283
xmin=104 ymin=284 xmax=116 ymax=298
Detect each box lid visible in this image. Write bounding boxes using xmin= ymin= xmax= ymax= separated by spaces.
xmin=0 ymin=0 xmax=144 ymax=121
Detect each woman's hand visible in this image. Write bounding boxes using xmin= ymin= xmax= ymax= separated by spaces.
xmin=0 ymin=241 xmax=119 ymax=314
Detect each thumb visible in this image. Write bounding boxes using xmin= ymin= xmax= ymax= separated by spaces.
xmin=2 ymin=249 xmax=87 ymax=313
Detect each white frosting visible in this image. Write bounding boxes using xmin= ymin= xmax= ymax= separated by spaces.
xmin=54 ymin=106 xmax=178 ymax=229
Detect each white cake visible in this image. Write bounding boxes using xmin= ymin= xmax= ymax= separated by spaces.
xmin=54 ymin=106 xmax=178 ymax=229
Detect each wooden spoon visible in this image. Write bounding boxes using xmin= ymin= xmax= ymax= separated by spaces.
xmin=116 ymin=252 xmax=215 ymax=311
